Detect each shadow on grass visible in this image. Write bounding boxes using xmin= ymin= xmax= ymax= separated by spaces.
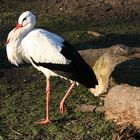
xmin=79 ymin=33 xmax=140 ymax=49
xmin=0 ymin=47 xmax=12 ymax=69
xmin=0 ymin=31 xmax=139 ymax=71
xmin=52 ymin=116 xmax=77 ymax=125
xmin=0 ymin=47 xmax=31 ymax=69
xmin=106 ymin=34 xmax=140 ymax=48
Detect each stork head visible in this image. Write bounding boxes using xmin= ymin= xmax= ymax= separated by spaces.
xmin=16 ymin=11 xmax=36 ymax=30
xmin=6 ymin=11 xmax=36 ymax=46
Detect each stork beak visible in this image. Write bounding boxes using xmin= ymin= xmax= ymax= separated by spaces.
xmin=5 ymin=23 xmax=23 ymax=46
xmin=15 ymin=23 xmax=23 ymax=30
xmin=5 ymin=39 xmax=9 ymax=46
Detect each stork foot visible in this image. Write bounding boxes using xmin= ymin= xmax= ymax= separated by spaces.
xmin=60 ymin=101 xmax=66 ymax=114
xmin=36 ymin=119 xmax=51 ymax=124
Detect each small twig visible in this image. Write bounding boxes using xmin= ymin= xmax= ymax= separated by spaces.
xmin=113 ymin=46 xmax=125 ymax=55
xmin=9 ymin=125 xmax=23 ymax=136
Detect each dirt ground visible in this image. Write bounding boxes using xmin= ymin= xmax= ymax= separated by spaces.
xmin=42 ymin=0 xmax=140 ymax=21
xmin=0 ymin=0 xmax=140 ymax=29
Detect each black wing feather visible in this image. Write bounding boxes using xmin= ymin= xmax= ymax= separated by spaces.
xmin=60 ymin=41 xmax=98 ymax=88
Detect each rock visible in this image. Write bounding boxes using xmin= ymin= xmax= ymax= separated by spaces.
xmin=105 ymin=85 xmax=140 ymax=127
xmin=79 ymin=44 xmax=140 ymax=96
xmin=87 ymin=31 xmax=104 ymax=37
xmin=77 ymin=104 xmax=96 ymax=112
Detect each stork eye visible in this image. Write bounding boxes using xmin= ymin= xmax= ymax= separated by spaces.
xmin=22 ymin=17 xmax=27 ymax=22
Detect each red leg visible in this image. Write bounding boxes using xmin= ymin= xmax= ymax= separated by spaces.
xmin=36 ymin=78 xmax=51 ymax=124
xmin=60 ymin=81 xmax=76 ymax=114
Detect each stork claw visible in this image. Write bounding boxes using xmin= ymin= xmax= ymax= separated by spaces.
xmin=35 ymin=119 xmax=52 ymax=124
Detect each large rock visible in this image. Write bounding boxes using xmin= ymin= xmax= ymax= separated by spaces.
xmin=105 ymin=85 xmax=140 ymax=127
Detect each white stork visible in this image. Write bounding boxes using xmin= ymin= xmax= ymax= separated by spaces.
xmin=6 ymin=11 xmax=98 ymax=124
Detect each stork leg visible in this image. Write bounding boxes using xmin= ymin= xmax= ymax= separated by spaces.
xmin=60 ymin=81 xmax=76 ymax=114
xmin=36 ymin=78 xmax=51 ymax=124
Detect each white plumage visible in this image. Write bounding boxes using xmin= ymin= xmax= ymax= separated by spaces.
xmin=21 ymin=29 xmax=71 ymax=77
xmin=7 ymin=12 xmax=70 ymax=78
xmin=6 ymin=11 xmax=98 ymax=124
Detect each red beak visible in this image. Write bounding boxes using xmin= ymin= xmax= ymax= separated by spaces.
xmin=5 ymin=24 xmax=23 ymax=46
xmin=15 ymin=23 xmax=23 ymax=30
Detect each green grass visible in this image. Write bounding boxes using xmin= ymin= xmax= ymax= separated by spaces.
xmin=0 ymin=67 xmax=114 ymax=140
xmin=0 ymin=19 xmax=139 ymax=140
xmin=1 ymin=20 xmax=139 ymax=138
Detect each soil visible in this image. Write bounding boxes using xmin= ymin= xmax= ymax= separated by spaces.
xmin=43 ymin=0 xmax=140 ymax=21
xmin=0 ymin=0 xmax=140 ymax=27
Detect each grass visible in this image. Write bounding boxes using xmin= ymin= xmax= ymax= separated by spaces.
xmin=1 ymin=21 xmax=139 ymax=51
xmin=0 ymin=21 xmax=139 ymax=140
xmin=0 ymin=67 xmax=115 ymax=140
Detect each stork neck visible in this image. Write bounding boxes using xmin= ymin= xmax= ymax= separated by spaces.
xmin=19 ymin=24 xmax=34 ymax=39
